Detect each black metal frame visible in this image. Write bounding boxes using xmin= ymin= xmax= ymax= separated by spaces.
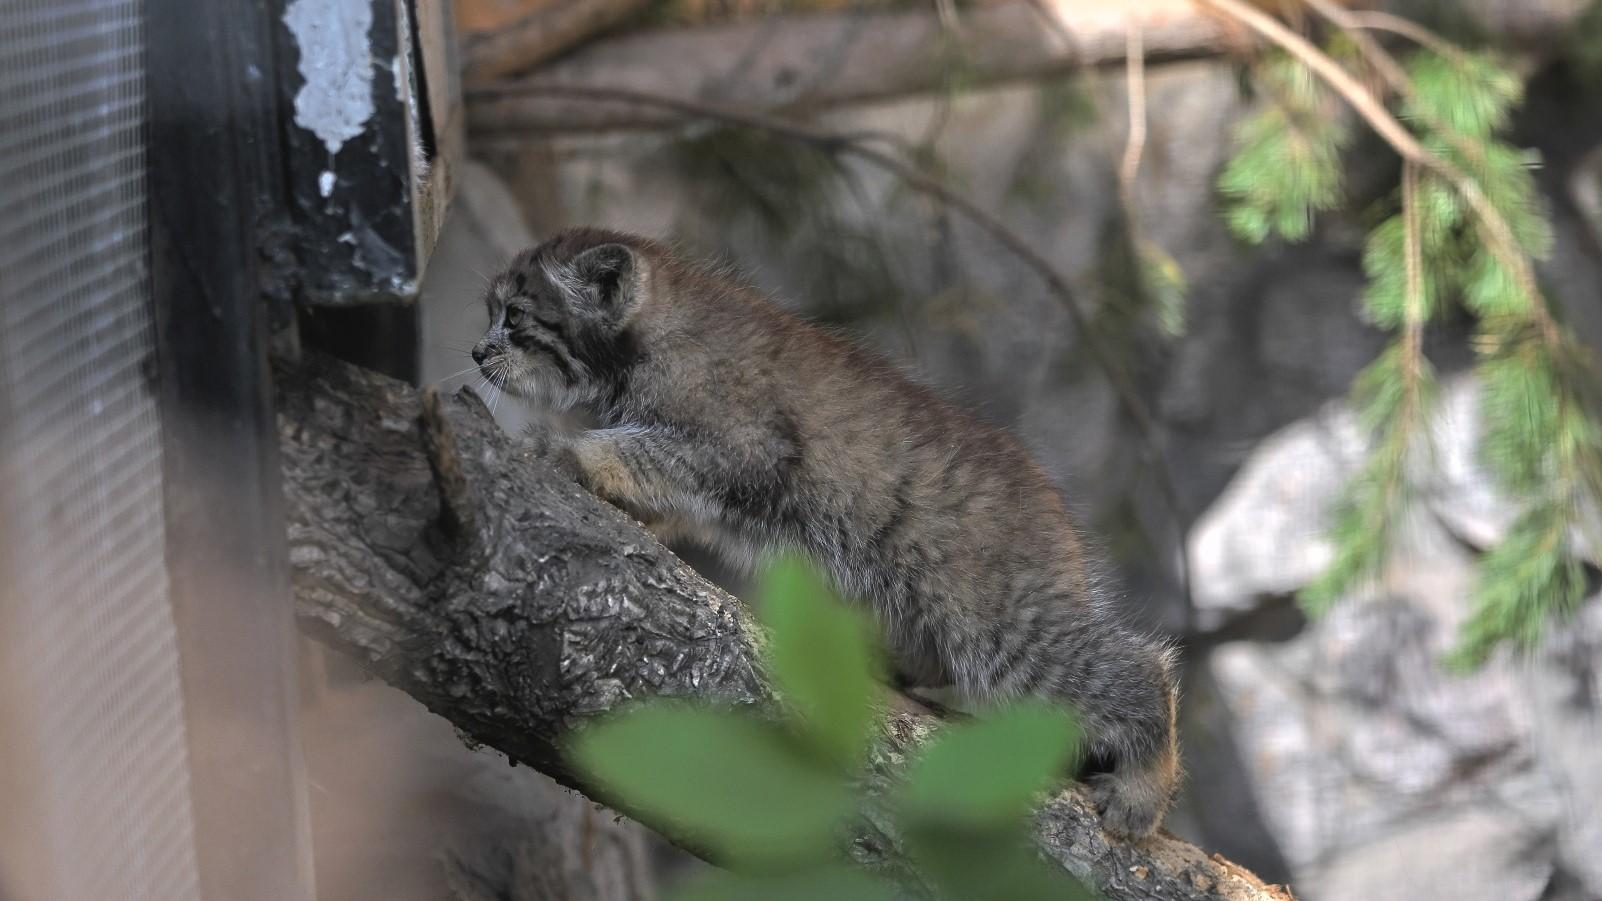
xmin=273 ymin=0 xmax=460 ymax=306
xmin=143 ymin=0 xmax=459 ymax=890
xmin=145 ymin=0 xmax=314 ymax=897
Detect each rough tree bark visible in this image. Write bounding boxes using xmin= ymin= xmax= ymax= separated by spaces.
xmin=276 ymin=350 xmax=1291 ymax=901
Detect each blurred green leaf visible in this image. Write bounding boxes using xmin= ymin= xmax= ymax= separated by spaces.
xmin=568 ymin=706 xmax=855 ymax=863
xmin=670 ymin=866 xmax=903 ymax=901
xmin=759 ymin=556 xmax=879 ymax=767
xmin=895 ymin=702 xmax=1080 ymax=828
xmin=904 ymin=823 xmax=1098 ymax=901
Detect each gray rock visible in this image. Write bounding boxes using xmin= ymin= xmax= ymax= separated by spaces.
xmin=1186 ymin=403 xmax=1366 ymax=625
xmin=1208 ymin=583 xmax=1539 ymax=878
xmin=1516 ymin=601 xmax=1602 ymax=896
xmin=1307 ymin=805 xmax=1555 ymax=901
xmin=1186 ymin=376 xmax=1597 ymax=630
xmin=1192 ymin=378 xmax=1602 ymax=899
xmin=1421 ymin=378 xmax=1599 ymax=565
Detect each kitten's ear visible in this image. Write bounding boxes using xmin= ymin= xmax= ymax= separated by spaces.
xmin=570 ymin=243 xmax=640 ymax=321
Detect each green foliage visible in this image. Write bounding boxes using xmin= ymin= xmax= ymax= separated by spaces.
xmin=1451 ymin=141 xmax=1553 ymax=259
xmin=894 ymin=703 xmax=1080 ymax=828
xmin=1360 ymin=214 xmax=1436 ymax=329
xmin=1265 ymin=38 xmax=1602 ymax=665
xmin=1299 ymin=345 xmax=1437 ymax=614
xmin=670 ymin=867 xmax=903 ymax=901
xmin=1447 ymin=501 xmax=1588 ymax=669
xmin=1036 ymin=76 xmax=1101 ymax=143
xmin=762 ymin=557 xmax=880 ymax=768
xmin=892 ymin=703 xmax=1092 ymax=901
xmin=566 ymin=556 xmax=1095 ymax=900
xmin=1404 ymin=50 xmax=1522 ymax=140
xmin=671 ymin=126 xmax=849 ymax=242
xmin=1219 ymin=54 xmax=1351 ymax=244
xmin=1004 ymin=77 xmax=1099 ymax=213
xmin=1477 ymin=351 xmax=1563 ymax=494
xmin=572 ymin=706 xmax=858 ymax=863
xmin=1450 ymin=339 xmax=1602 ymax=666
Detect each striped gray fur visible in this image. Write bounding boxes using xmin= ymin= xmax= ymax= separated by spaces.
xmin=471 ymin=227 xmax=1180 ymax=837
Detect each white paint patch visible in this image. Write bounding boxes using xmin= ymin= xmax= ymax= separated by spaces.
xmin=392 ymin=52 xmax=407 ymax=104
xmin=318 ymin=170 xmax=335 ymax=197
xmin=284 ymin=0 xmax=374 ymax=155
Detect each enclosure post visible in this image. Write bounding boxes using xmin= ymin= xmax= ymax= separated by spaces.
xmin=145 ymin=0 xmax=317 ymax=897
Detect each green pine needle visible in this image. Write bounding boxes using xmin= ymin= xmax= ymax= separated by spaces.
xmin=1404 ymin=50 xmax=1523 ymax=140
xmin=1360 ymin=215 xmax=1433 ymax=329
xmin=1299 ymin=345 xmax=1436 ymax=613
xmin=1477 ymin=350 xmax=1562 ymax=494
xmin=1219 ymin=55 xmax=1350 ymax=245
xmin=1447 ymin=503 xmax=1588 ymax=670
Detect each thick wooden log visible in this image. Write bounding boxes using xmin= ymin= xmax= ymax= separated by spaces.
xmin=275 ymin=350 xmax=1292 ymax=901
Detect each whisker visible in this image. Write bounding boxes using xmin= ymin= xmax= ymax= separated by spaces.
xmin=492 ymin=363 xmax=508 ymax=416
xmin=422 ymin=340 xmax=479 ymax=354
xmin=428 ymin=364 xmax=483 ymax=387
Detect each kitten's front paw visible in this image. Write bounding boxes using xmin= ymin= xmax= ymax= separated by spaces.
xmin=518 ymin=422 xmax=558 ymax=459
xmin=518 ymin=423 xmax=581 ymax=481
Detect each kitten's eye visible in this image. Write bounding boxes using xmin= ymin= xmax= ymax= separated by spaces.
xmin=504 ymin=307 xmax=524 ymax=328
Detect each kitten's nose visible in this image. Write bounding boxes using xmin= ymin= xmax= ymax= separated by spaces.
xmin=471 ymin=344 xmax=488 ymax=365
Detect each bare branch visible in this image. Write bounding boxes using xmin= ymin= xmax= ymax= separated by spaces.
xmin=1119 ymin=17 xmax=1149 ymax=211
xmin=465 ymin=1 xmax=1237 ymax=135
xmin=1344 ymin=10 xmax=1472 ymax=64
xmin=462 ymin=0 xmax=654 ymax=81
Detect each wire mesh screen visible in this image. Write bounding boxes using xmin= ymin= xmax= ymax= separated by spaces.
xmin=0 ymin=1 xmax=203 ymax=899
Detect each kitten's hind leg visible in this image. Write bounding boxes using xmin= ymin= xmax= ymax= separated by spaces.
xmin=1083 ymin=682 xmax=1180 ymax=839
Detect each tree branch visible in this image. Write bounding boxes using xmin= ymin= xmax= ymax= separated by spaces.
xmin=275 ymin=350 xmax=1289 ymax=901
xmin=464 ymin=1 xmax=1238 ymax=135
xmin=462 ymin=0 xmax=655 ymax=81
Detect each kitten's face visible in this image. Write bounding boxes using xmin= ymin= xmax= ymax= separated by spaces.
xmin=472 ymin=238 xmax=640 ymax=411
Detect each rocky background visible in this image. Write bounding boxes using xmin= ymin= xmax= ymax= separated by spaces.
xmin=394 ymin=41 xmax=1602 ymax=901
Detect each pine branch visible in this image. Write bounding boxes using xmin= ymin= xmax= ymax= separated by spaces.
xmin=1195 ymin=0 xmax=1560 ymax=345
xmin=1344 ymin=10 xmax=1472 ymax=64
xmin=1208 ymin=0 xmax=1602 ymax=661
xmin=1300 ymin=164 xmax=1434 ymax=611
xmin=1217 ymin=51 xmax=1350 ymax=244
